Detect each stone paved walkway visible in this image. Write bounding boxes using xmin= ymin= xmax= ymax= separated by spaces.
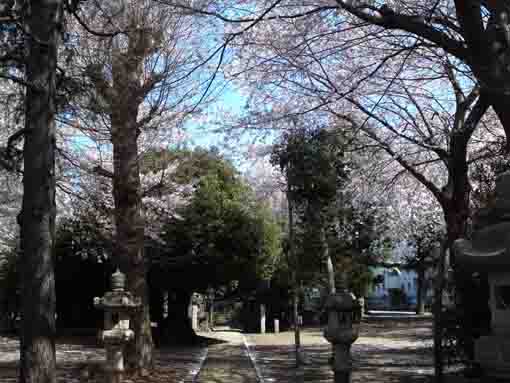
xmin=195 ymin=330 xmax=258 ymax=383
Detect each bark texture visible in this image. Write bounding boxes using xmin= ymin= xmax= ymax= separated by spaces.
xmin=415 ymin=260 xmax=425 ymax=315
xmin=111 ymin=95 xmax=153 ymax=371
xmin=433 ymin=241 xmax=447 ymax=383
xmin=19 ymin=1 xmax=62 ymax=382
xmin=110 ymin=30 xmax=154 ymax=371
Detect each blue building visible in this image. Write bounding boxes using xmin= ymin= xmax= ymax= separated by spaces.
xmin=366 ymin=265 xmax=432 ymax=310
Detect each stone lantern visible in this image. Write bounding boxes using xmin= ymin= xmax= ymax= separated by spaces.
xmin=454 ymin=172 xmax=510 ymax=381
xmin=323 ymin=277 xmax=361 ymax=383
xmin=94 ymin=269 xmax=141 ymax=383
xmin=453 ymin=171 xmax=510 ymax=379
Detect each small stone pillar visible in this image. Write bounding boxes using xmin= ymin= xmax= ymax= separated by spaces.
xmin=357 ymin=297 xmax=365 ymax=318
xmin=323 ymin=283 xmax=361 ymax=383
xmin=260 ymin=304 xmax=266 ymax=334
xmin=94 ymin=269 xmax=141 ymax=383
xmin=274 ymin=319 xmax=280 ymax=333
xmin=191 ymin=305 xmax=199 ymax=330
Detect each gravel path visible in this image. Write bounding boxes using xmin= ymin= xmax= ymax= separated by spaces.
xmin=245 ymin=318 xmax=435 ymax=383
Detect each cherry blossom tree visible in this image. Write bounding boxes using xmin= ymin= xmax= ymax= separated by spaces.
xmin=58 ymin=0 xmax=225 ymax=370
xmin=173 ymin=4 xmax=504 ymax=374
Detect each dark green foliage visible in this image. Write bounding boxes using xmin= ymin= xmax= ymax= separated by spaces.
xmin=270 ymin=126 xmax=390 ymax=300
xmin=157 ymin=150 xmax=281 ymax=293
xmin=147 ymin=149 xmax=281 ymax=343
xmin=54 ymin=215 xmax=114 ymax=329
xmin=271 ymin=127 xmax=348 ymax=217
xmin=0 ymin=245 xmax=20 ymax=331
xmin=271 ymin=127 xmax=349 ymax=279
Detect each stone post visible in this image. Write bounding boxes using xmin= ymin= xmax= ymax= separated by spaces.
xmin=358 ymin=297 xmax=365 ymax=318
xmin=260 ymin=304 xmax=266 ymax=334
xmin=191 ymin=305 xmax=199 ymax=330
xmin=274 ymin=319 xmax=280 ymax=333
xmin=209 ymin=303 xmax=214 ymax=330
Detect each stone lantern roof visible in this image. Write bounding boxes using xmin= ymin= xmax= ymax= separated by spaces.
xmin=324 ymin=290 xmax=358 ymax=312
xmin=324 ymin=273 xmax=359 ymax=313
xmin=454 ymin=171 xmax=510 ymax=272
xmin=93 ymin=269 xmax=141 ymax=310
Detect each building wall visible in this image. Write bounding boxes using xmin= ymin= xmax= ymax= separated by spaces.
xmin=367 ymin=266 xmax=420 ymax=309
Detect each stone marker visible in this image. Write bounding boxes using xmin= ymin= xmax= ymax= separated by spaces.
xmin=274 ymin=319 xmax=280 ymax=333
xmin=260 ymin=304 xmax=266 ymax=333
xmin=191 ymin=304 xmax=199 ymax=330
xmin=358 ymin=297 xmax=365 ymax=318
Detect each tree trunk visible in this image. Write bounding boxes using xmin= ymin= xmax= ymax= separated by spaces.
xmin=416 ymin=258 xmax=425 ymax=315
xmin=111 ymin=82 xmax=152 ymax=372
xmin=209 ymin=300 xmax=215 ymax=330
xmin=111 ymin=119 xmax=153 ymax=371
xmin=109 ymin=28 xmax=155 ymax=370
xmin=293 ymin=286 xmax=302 ymax=367
xmin=286 ymin=174 xmax=303 ymax=366
xmin=486 ymin=92 xmax=510 ymax=148
xmin=19 ymin=1 xmax=61 ymax=382
xmin=433 ymin=240 xmax=447 ymax=383
xmin=440 ymin=129 xmax=474 ymax=365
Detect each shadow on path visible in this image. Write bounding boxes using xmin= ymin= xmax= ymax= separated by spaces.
xmin=195 ymin=329 xmax=259 ymax=383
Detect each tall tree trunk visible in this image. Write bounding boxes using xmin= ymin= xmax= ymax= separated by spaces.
xmin=111 ymin=120 xmax=153 ymax=371
xmin=286 ymin=174 xmax=303 ymax=367
xmin=415 ymin=258 xmax=425 ymax=315
xmin=111 ymin=60 xmax=152 ymax=370
xmin=439 ymin=127 xmax=474 ymax=367
xmin=209 ymin=298 xmax=215 ymax=330
xmin=19 ymin=1 xmax=61 ymax=382
xmin=433 ymin=240 xmax=448 ymax=383
xmin=487 ymin=94 xmax=510 ymax=148
xmin=109 ymin=23 xmax=155 ymax=370
xmin=293 ymin=286 xmax=302 ymax=367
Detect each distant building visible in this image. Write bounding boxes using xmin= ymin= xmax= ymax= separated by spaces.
xmin=366 ymin=265 xmax=433 ymax=310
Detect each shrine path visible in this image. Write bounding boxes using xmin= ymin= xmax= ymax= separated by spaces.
xmin=196 ymin=317 xmax=474 ymax=383
xmin=0 ymin=316 xmax=475 ymax=382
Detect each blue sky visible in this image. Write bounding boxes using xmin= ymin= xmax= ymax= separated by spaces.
xmin=181 ymin=84 xmax=278 ymax=170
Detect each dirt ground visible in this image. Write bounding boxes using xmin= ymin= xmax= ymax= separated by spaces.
xmin=245 ymin=318 xmax=471 ymax=383
xmin=0 ymin=335 xmax=207 ymax=383
xmin=0 ymin=318 xmax=476 ymax=383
